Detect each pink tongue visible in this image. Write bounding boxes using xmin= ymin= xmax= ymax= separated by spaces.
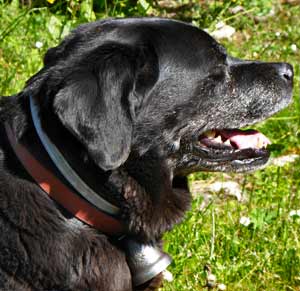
xmin=220 ymin=129 xmax=271 ymax=149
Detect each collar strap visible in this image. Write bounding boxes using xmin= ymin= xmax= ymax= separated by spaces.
xmin=4 ymin=101 xmax=125 ymax=235
xmin=29 ymin=96 xmax=120 ymax=216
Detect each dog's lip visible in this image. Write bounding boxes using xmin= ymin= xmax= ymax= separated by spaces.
xmin=194 ymin=144 xmax=269 ymax=162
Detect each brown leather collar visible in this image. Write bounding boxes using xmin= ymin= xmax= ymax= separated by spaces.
xmin=5 ymin=122 xmax=125 ymax=235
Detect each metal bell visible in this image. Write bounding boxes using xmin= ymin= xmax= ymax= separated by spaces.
xmin=122 ymin=237 xmax=172 ymax=286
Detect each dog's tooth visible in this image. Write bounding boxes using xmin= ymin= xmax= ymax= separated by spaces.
xmin=205 ymin=130 xmax=216 ymax=138
xmin=257 ymin=139 xmax=263 ymax=149
xmin=214 ymin=135 xmax=222 ymax=143
xmin=256 ymin=136 xmax=271 ymax=149
xmin=257 ymin=139 xmax=267 ymax=149
xmin=224 ymin=139 xmax=231 ymax=146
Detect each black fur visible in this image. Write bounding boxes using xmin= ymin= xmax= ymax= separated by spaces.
xmin=0 ymin=18 xmax=293 ymax=290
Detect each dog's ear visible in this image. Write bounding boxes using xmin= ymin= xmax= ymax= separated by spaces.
xmin=52 ymin=43 xmax=158 ymax=171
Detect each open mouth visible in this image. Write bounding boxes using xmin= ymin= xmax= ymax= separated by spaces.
xmin=196 ymin=128 xmax=271 ymax=166
xmin=199 ymin=128 xmax=271 ymax=151
xmin=173 ymin=127 xmax=272 ymax=176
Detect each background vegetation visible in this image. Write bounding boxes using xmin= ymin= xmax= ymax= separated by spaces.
xmin=0 ymin=0 xmax=299 ymax=290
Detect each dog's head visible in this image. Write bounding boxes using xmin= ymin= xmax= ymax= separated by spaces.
xmin=28 ymin=18 xmax=292 ymax=171
xmin=24 ymin=18 xmax=293 ymax=237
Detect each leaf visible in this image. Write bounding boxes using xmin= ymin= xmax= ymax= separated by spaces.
xmin=250 ymin=208 xmax=266 ymax=230
xmin=138 ymin=0 xmax=153 ymax=14
xmin=80 ymin=0 xmax=96 ymax=21
xmin=48 ymin=15 xmax=63 ymax=40
xmin=139 ymin=0 xmax=150 ymax=10
xmin=47 ymin=0 xmax=56 ymax=4
xmin=60 ymin=21 xmax=73 ymax=39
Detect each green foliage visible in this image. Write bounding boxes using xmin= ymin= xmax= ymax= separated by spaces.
xmin=0 ymin=1 xmax=299 ymax=290
xmin=165 ymin=162 xmax=300 ymax=290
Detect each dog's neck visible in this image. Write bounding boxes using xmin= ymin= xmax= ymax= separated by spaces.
xmin=3 ymin=96 xmax=128 ymax=235
xmin=2 ymin=94 xmax=192 ymax=242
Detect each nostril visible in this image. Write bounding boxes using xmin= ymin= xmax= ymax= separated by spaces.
xmin=280 ymin=63 xmax=294 ymax=82
xmin=283 ymin=73 xmax=292 ymax=81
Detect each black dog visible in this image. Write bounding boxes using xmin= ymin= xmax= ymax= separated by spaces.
xmin=0 ymin=18 xmax=293 ymax=291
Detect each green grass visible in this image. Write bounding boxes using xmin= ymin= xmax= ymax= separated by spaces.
xmin=164 ymin=164 xmax=300 ymax=291
xmin=0 ymin=1 xmax=299 ymax=290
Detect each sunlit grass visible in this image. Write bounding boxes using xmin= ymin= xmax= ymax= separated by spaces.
xmin=164 ymin=162 xmax=300 ymax=290
xmin=0 ymin=1 xmax=299 ymax=290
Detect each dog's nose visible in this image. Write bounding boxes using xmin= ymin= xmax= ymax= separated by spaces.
xmin=278 ymin=63 xmax=294 ymax=82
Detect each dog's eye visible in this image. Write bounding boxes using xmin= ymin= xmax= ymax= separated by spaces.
xmin=169 ymin=140 xmax=180 ymax=153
